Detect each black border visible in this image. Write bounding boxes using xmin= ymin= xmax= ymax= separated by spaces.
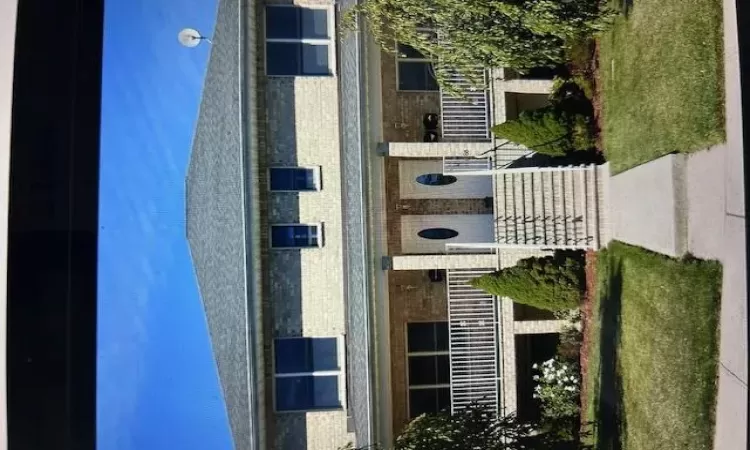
xmin=7 ymin=0 xmax=103 ymax=448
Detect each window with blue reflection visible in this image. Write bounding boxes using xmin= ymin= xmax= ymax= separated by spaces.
xmin=274 ymin=337 xmax=342 ymax=411
xmin=265 ymin=6 xmax=332 ymax=76
xmin=274 ymin=337 xmax=339 ymax=373
xmin=275 ymin=375 xmax=340 ymax=411
xmin=269 ymin=167 xmax=318 ymax=191
xmin=271 ymin=224 xmax=320 ymax=248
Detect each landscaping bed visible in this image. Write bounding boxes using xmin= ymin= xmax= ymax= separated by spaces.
xmin=578 ymin=249 xmax=597 ymax=431
xmin=583 ymin=242 xmax=722 ymax=450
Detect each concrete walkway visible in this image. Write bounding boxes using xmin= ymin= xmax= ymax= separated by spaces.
xmin=609 ymin=0 xmax=747 ymax=448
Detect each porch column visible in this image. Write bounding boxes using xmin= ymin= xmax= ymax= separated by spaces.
xmin=497 ymin=79 xmax=554 ymax=95
xmin=499 ymin=298 xmax=517 ymax=416
xmin=513 ymin=319 xmax=568 ymax=335
xmin=382 ymin=254 xmax=498 ymax=271
xmin=378 ymin=141 xmax=492 ymax=158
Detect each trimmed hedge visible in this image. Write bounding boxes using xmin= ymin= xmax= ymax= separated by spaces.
xmin=470 ymin=253 xmax=584 ymax=311
xmin=491 ymin=106 xmax=571 ymax=157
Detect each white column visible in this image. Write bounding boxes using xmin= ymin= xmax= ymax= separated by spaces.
xmin=379 ymin=141 xmax=492 ymax=158
xmin=499 ymin=297 xmax=517 ymax=416
xmin=388 ymin=254 xmax=498 ymax=271
xmin=513 ymin=319 xmax=567 ymax=335
xmin=497 ymin=79 xmax=554 ymax=95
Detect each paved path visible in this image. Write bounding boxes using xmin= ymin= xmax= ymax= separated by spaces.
xmin=609 ymin=0 xmax=746 ymax=447
xmin=710 ymin=1 xmax=747 ymax=448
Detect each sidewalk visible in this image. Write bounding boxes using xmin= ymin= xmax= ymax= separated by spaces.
xmin=608 ymin=0 xmax=747 ymax=447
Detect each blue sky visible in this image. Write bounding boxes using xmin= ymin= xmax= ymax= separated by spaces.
xmin=97 ymin=0 xmax=232 ymax=448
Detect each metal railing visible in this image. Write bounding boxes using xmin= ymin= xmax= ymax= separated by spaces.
xmin=447 ymin=266 xmax=501 ymax=415
xmin=442 ymin=156 xmax=492 ymax=174
xmin=441 ymin=142 xmax=535 ymax=176
xmin=439 ymin=67 xmax=492 ymax=143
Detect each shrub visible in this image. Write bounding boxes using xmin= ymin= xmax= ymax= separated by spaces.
xmin=571 ymin=114 xmax=596 ymax=151
xmin=532 ymin=357 xmax=581 ymax=422
xmin=557 ymin=325 xmax=583 ymax=362
xmin=470 ymin=253 xmax=584 ymax=311
xmin=491 ymin=106 xmax=572 ymax=156
xmin=553 ymin=308 xmax=583 ymax=362
xmin=550 ymin=75 xmax=594 ymax=104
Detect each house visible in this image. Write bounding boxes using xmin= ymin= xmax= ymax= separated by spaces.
xmin=185 ymin=0 xmax=611 ymax=449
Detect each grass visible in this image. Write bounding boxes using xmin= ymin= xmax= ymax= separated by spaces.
xmin=585 ymin=241 xmax=721 ymax=450
xmin=597 ymin=0 xmax=725 ymax=173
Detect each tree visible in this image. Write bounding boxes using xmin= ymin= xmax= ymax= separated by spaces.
xmin=343 ymin=0 xmax=614 ymax=89
xmin=470 ymin=252 xmax=584 ymax=311
xmin=341 ymin=404 xmax=589 ymax=450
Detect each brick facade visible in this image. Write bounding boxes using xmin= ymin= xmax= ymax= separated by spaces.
xmin=387 ymin=270 xmax=449 ymax=435
xmin=379 ymin=49 xmax=441 ymax=143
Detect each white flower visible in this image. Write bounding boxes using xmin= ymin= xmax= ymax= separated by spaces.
xmin=532 ymin=363 xmax=538 ymax=369
xmin=532 ymin=375 xmax=539 ymax=381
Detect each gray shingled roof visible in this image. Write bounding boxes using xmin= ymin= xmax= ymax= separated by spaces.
xmin=185 ymin=0 xmax=259 ymax=448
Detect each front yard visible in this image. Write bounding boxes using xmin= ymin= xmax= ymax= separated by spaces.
xmin=585 ymin=242 xmax=722 ymax=450
xmin=597 ymin=0 xmax=725 ymax=173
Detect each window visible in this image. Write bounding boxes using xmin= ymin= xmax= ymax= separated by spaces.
xmin=269 ymin=167 xmax=320 ymax=191
xmin=265 ymin=6 xmax=333 ymax=76
xmin=418 ymin=228 xmax=459 ymax=240
xmin=407 ymin=322 xmax=451 ymax=418
xmin=271 ymin=224 xmax=321 ymax=248
xmin=274 ymin=337 xmax=344 ymax=411
xmin=416 ymin=173 xmax=458 ymax=186
xmin=396 ymin=32 xmax=438 ymax=91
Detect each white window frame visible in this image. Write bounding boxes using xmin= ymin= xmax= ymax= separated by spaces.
xmin=268 ymin=166 xmax=322 ymax=192
xmin=264 ymin=5 xmax=336 ymax=77
xmin=272 ymin=336 xmax=347 ymax=413
xmin=395 ymin=29 xmax=439 ymax=92
xmin=269 ymin=223 xmax=324 ymax=249
xmin=405 ymin=321 xmax=451 ymax=419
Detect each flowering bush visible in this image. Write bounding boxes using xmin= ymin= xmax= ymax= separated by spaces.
xmin=532 ymin=358 xmax=581 ymax=421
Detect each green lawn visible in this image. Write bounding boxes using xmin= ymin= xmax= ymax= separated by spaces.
xmin=598 ymin=0 xmax=725 ymax=173
xmin=585 ymin=242 xmax=721 ymax=450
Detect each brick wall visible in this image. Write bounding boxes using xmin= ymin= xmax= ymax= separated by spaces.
xmin=387 ymin=270 xmax=449 ymax=435
xmin=380 ymin=49 xmax=441 ymax=142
